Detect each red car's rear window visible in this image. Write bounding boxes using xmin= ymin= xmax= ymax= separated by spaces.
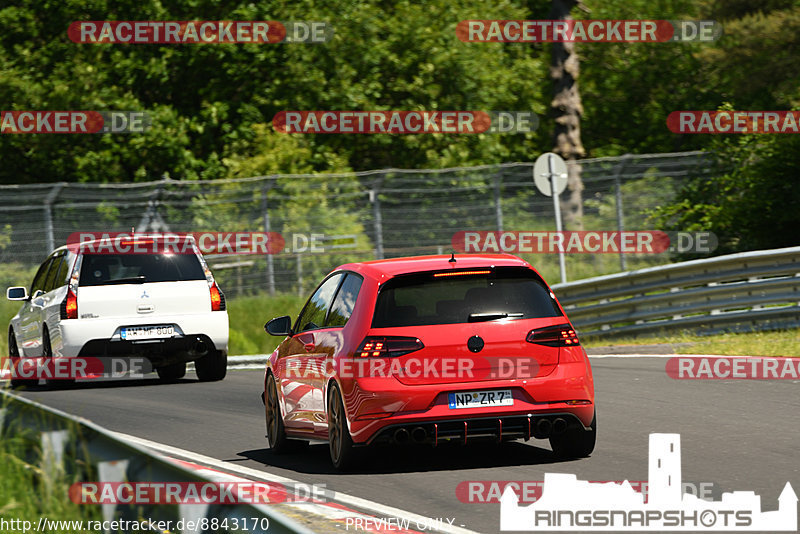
xmin=371 ymin=267 xmax=562 ymax=327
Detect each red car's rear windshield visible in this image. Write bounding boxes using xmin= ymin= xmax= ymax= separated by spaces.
xmin=372 ymin=266 xmax=562 ymax=327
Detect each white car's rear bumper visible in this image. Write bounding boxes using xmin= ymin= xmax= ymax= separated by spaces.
xmin=58 ymin=311 xmax=229 ymax=358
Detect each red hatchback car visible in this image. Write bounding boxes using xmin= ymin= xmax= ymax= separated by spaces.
xmin=262 ymin=254 xmax=595 ymax=469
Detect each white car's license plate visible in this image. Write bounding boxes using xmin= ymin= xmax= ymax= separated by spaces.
xmin=121 ymin=325 xmax=174 ymax=341
xmin=448 ymin=389 xmax=513 ymax=409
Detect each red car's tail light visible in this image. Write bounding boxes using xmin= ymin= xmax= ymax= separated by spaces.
xmin=526 ymin=324 xmax=580 ymax=347
xmin=60 ymin=288 xmax=78 ymax=319
xmin=210 ymin=282 xmax=226 ymax=311
xmin=357 ymin=336 xmax=424 ymax=358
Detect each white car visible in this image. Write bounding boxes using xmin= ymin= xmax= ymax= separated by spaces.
xmin=6 ymin=236 xmax=229 ymax=386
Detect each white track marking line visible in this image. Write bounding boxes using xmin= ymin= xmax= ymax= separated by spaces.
xmin=166 ymin=460 xmax=431 ymax=534
xmin=110 ymin=431 xmax=479 ymax=534
xmin=588 ymin=353 xmax=775 ymax=359
xmin=589 ymin=354 xmax=674 ymax=358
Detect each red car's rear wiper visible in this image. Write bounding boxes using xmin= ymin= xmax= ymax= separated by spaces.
xmin=467 ymin=312 xmax=523 ymax=322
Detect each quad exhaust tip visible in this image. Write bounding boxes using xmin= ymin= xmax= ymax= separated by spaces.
xmin=552 ymin=418 xmax=567 ymax=435
xmin=394 ymin=428 xmax=410 ymax=443
xmin=411 ymin=426 xmax=427 ymax=443
xmin=536 ymin=418 xmax=552 ymax=437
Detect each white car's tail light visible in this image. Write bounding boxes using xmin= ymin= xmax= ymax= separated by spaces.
xmin=191 ymin=240 xmax=226 ymax=312
xmin=210 ymin=282 xmax=225 ymax=311
xmin=63 ymin=288 xmax=78 ymax=319
xmin=60 ymin=255 xmax=82 ymax=320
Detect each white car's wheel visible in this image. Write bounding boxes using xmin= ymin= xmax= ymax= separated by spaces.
xmin=8 ymin=329 xmax=35 ymax=388
xmin=195 ymin=350 xmax=226 ymax=382
xmin=156 ymin=361 xmax=186 ymax=382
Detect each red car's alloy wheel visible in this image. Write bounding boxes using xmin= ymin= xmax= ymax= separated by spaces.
xmin=327 ymin=385 xmax=356 ymax=470
xmin=265 ymin=375 xmax=288 ymax=452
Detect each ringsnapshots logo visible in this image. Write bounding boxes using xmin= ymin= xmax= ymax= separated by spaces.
xmin=0 ymin=111 xmax=150 ymax=134
xmin=272 ymin=111 xmax=538 ymax=134
xmin=500 ymin=433 xmax=797 ymax=531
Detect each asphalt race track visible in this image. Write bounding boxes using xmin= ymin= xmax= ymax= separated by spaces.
xmin=12 ymin=356 xmax=800 ymax=534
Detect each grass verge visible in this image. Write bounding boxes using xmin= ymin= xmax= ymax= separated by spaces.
xmin=225 ymin=293 xmax=306 ymax=355
xmin=584 ymin=329 xmax=800 ymax=357
xmin=0 ymin=402 xmax=101 ymax=532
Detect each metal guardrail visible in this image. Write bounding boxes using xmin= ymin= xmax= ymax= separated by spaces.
xmin=0 ymin=390 xmax=312 ymax=534
xmin=551 ymin=247 xmax=800 ymax=338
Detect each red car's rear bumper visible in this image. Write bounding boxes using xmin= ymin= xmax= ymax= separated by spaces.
xmin=342 ymin=357 xmax=594 ymax=444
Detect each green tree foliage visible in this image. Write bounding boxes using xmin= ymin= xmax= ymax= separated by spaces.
xmin=1 ymin=0 xmax=799 ymax=254
xmin=0 ymin=0 xmax=548 ymax=183
xmin=652 ymin=106 xmax=800 ymax=254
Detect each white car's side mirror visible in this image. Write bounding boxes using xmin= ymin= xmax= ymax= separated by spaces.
xmin=6 ymin=287 xmax=29 ymax=301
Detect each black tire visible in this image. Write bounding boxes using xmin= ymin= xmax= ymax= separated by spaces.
xmin=550 ymin=412 xmax=597 ymax=459
xmin=265 ymin=374 xmax=292 ymax=453
xmin=157 ymin=361 xmax=186 ymax=382
xmin=41 ymin=328 xmax=71 ymax=387
xmin=195 ymin=350 xmax=226 ymax=382
xmin=8 ymin=328 xmax=34 ymax=388
xmin=327 ymin=383 xmax=358 ymax=471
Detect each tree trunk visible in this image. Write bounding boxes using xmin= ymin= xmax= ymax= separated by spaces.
xmin=549 ymin=0 xmax=586 ymax=229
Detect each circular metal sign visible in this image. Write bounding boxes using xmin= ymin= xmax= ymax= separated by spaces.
xmin=533 ymin=152 xmax=568 ymax=197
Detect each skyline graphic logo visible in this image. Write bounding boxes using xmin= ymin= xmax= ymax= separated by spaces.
xmin=500 ymin=433 xmax=797 ymax=531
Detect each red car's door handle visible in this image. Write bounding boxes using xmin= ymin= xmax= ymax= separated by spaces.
xmin=304 ymin=343 xmax=315 ymax=352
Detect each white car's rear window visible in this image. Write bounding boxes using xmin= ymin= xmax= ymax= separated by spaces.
xmin=79 ymin=253 xmax=206 ymax=286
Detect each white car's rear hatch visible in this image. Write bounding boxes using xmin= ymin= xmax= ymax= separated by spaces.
xmin=77 ymin=280 xmax=210 ymax=319
xmin=75 ymin=253 xmax=211 ymax=319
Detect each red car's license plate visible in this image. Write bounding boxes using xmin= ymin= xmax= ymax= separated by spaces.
xmin=448 ymin=389 xmax=513 ymax=409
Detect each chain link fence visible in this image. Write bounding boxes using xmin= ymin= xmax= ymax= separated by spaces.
xmin=0 ymin=151 xmax=721 ymax=298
